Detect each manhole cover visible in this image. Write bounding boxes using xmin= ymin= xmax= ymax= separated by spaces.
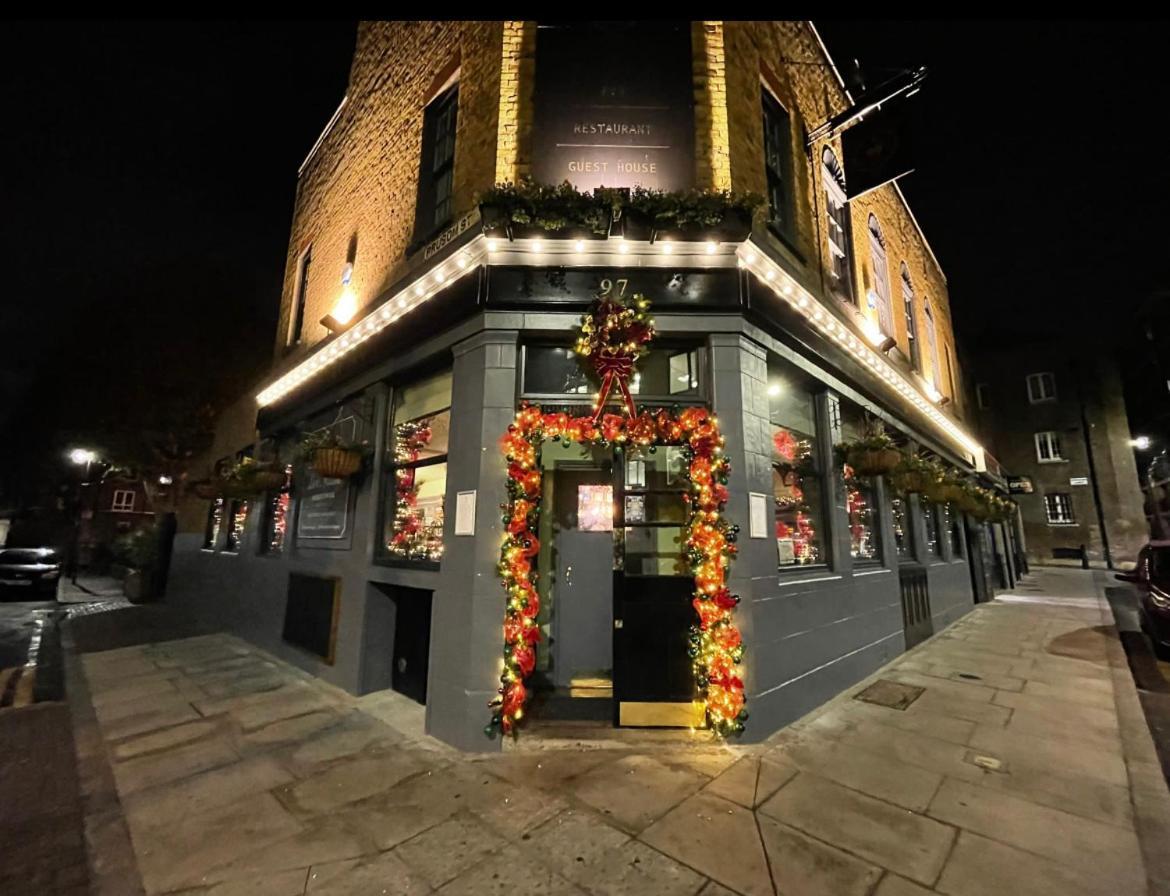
xmin=853 ymin=679 xmax=925 ymax=711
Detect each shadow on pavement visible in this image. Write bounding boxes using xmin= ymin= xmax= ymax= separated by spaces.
xmin=67 ymin=604 xmax=219 ymax=655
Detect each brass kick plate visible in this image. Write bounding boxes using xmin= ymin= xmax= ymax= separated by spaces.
xmin=619 ymin=701 xmax=706 ymax=728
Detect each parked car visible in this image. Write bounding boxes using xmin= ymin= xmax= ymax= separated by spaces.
xmin=0 ymin=547 xmax=62 ymax=600
xmin=1117 ymin=541 xmax=1170 ymax=659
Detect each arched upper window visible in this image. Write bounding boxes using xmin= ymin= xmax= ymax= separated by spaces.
xmin=821 ymin=148 xmax=854 ymax=306
xmin=923 ymin=298 xmax=941 ymax=391
xmin=900 ymin=263 xmax=920 ymax=371
xmin=867 ymin=215 xmax=892 ymax=336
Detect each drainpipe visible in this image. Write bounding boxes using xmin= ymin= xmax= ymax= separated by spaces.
xmin=1074 ymin=360 xmax=1113 ymax=569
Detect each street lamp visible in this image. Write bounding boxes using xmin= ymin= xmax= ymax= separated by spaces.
xmin=67 ymin=448 xmax=99 ymax=585
xmin=1131 ymin=436 xmax=1152 ymax=451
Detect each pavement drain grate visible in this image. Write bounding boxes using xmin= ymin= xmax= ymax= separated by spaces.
xmin=853 ymin=679 xmax=925 ymax=711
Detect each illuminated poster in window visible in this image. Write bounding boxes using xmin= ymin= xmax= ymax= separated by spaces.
xmin=532 ymin=21 xmax=695 ymax=192
xmin=577 ymin=485 xmax=614 ymax=532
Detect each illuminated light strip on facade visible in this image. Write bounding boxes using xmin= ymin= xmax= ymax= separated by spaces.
xmin=256 ymin=241 xmax=489 ymax=406
xmin=737 ymin=237 xmax=984 ymax=467
xmin=256 ymin=232 xmax=986 ymax=470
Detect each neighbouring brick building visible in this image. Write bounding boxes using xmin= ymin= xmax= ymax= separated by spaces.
xmin=970 ymin=340 xmax=1145 ymax=569
xmin=173 ymin=21 xmax=1009 ymax=751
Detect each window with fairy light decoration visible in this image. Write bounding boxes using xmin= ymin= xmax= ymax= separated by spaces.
xmin=923 ymin=501 xmax=941 ymax=557
xmin=261 ymin=464 xmax=294 ymax=555
xmin=891 ymin=496 xmax=912 ymax=560
xmin=943 ymin=503 xmax=965 ymax=557
xmin=224 ymin=499 xmax=249 ymax=553
xmin=839 ymin=403 xmax=882 ymax=563
xmin=768 ymin=359 xmax=826 ymax=568
xmin=382 ymin=369 xmax=452 ymax=566
xmin=202 ymin=497 xmax=224 ymax=550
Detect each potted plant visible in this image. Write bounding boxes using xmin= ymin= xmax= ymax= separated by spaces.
xmin=297 ymin=430 xmax=369 ymax=479
xmin=938 ymin=470 xmax=969 ymax=505
xmin=631 ymin=189 xmax=763 ymax=243
xmin=838 ymin=422 xmax=901 ymax=477
xmin=224 ymin=457 xmax=287 ymax=494
xmin=113 ymin=527 xmax=159 ymax=603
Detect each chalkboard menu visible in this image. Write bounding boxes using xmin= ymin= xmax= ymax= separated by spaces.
xmin=295 ymin=470 xmax=351 ymax=541
xmin=532 ymin=22 xmax=695 ymax=192
xmin=282 ymin=572 xmax=340 ymax=664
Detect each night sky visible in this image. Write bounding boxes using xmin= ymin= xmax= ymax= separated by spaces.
xmin=2 ymin=20 xmax=1167 ymax=495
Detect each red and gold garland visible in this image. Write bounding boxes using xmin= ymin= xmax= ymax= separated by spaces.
xmin=487 ymin=404 xmax=747 ymax=738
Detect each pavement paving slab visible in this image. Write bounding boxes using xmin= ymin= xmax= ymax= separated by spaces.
xmin=56 ymin=566 xmax=1170 ymax=896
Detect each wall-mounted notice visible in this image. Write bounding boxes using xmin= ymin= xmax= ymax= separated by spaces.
xmin=532 ymin=21 xmax=695 ymax=193
xmin=455 ymin=490 xmax=477 ymax=536
xmin=749 ymin=493 xmax=768 ymax=539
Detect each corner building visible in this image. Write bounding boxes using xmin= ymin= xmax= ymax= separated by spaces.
xmin=173 ymin=21 xmax=1001 ymax=750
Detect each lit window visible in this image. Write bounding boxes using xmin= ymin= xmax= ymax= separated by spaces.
xmin=922 ymin=501 xmax=941 ymax=556
xmin=901 ymin=264 xmax=920 ymax=371
xmin=224 ymin=500 xmax=248 ymax=553
xmin=770 ymin=358 xmax=826 ymax=567
xmin=1045 ymin=493 xmax=1075 ymax=524
xmin=1034 ymin=431 xmax=1065 ymax=463
xmin=822 ymin=148 xmax=854 ymax=306
xmin=262 ymin=464 xmax=293 ymax=555
xmin=384 ymin=370 xmax=452 ymax=564
xmin=839 ymin=402 xmax=882 ymax=563
xmin=1026 ymin=372 xmax=1057 ymax=403
xmin=762 ymin=87 xmax=794 ymax=240
xmin=891 ymin=496 xmax=912 ymax=559
xmin=111 ymin=490 xmax=135 ymax=512
xmin=867 ymin=215 xmax=892 ymax=336
xmin=203 ymin=498 xmax=224 ymax=550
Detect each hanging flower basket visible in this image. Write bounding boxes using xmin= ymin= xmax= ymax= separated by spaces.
xmin=890 ymin=455 xmax=945 ymax=499
xmin=312 ymin=447 xmax=363 ymax=479
xmin=846 ymin=447 xmax=903 ymax=477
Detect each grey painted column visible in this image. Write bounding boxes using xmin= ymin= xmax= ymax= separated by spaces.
xmin=426 ymin=329 xmax=519 ymax=751
xmin=708 ymin=334 xmax=771 ymax=741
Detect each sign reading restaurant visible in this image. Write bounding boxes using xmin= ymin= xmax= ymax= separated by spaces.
xmin=532 ymin=21 xmax=695 ymax=192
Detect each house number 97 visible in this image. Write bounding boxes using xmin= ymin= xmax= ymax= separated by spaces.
xmin=598 ymin=278 xmax=629 ymax=299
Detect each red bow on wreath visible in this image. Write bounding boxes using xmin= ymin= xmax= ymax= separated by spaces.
xmin=574 ymin=292 xmax=656 ymax=424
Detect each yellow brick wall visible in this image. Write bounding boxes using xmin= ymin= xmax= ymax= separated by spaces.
xmin=718 ymin=21 xmax=965 ymax=419
xmin=265 ymin=20 xmax=964 ymax=424
xmin=271 ymin=21 xmax=503 ymax=365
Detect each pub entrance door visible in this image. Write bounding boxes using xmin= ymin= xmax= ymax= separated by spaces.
xmin=534 ymin=441 xmax=700 ymax=728
xmin=613 ymin=446 xmax=702 ymax=728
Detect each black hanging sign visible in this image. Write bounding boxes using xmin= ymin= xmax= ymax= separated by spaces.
xmin=532 ymin=21 xmax=695 ymax=192
xmin=842 ymin=99 xmax=917 ymax=200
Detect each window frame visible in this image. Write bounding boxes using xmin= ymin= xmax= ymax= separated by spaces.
xmin=901 ymin=264 xmax=920 ymax=372
xmin=822 ymin=148 xmax=855 ymax=306
xmin=111 ymin=489 xmax=135 ymax=513
xmin=867 ymin=215 xmax=893 ymax=336
xmin=923 ymin=298 xmax=941 ymax=390
xmin=259 ymin=464 xmax=294 ymax=556
xmin=1034 ymin=430 xmax=1065 ymax=464
xmin=1044 ymin=492 xmax=1076 ymax=525
xmin=975 ymin=383 xmax=990 ymax=409
xmin=379 ymin=372 xmax=453 ymax=569
xmin=288 ymin=245 xmax=312 ymax=347
xmin=761 ymin=85 xmax=796 ymax=244
xmin=518 ymin=341 xmax=708 ymax=406
xmin=1026 ymin=372 xmax=1057 ymax=404
xmin=413 ymin=81 xmax=460 ymax=244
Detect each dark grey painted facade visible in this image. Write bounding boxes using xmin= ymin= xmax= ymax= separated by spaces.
xmin=170 ymin=270 xmax=981 ymax=751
